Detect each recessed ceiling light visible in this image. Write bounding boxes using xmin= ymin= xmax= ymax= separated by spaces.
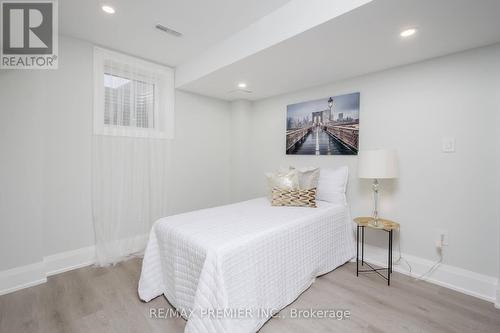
xmin=400 ymin=28 xmax=417 ymax=38
xmin=237 ymin=82 xmax=247 ymax=89
xmin=102 ymin=5 xmax=115 ymax=14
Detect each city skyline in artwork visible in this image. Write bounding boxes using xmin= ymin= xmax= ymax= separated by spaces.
xmin=286 ymin=92 xmax=360 ymax=155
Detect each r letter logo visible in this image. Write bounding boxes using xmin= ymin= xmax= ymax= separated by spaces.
xmin=1 ymin=0 xmax=58 ymax=69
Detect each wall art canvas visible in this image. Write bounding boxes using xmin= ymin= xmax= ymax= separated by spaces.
xmin=286 ymin=92 xmax=360 ymax=155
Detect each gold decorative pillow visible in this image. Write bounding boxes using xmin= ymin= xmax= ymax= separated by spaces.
xmin=271 ymin=188 xmax=317 ymax=208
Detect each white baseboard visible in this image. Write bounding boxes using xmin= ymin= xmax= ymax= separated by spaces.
xmin=495 ymin=284 xmax=500 ymax=309
xmin=0 ymin=261 xmax=46 ymax=296
xmin=0 ymin=233 xmax=149 ymax=296
xmin=355 ymin=244 xmax=498 ymax=304
xmin=44 ymin=246 xmax=96 ymax=277
xmin=0 ymin=246 xmax=96 ymax=296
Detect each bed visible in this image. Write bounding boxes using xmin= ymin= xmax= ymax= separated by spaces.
xmin=138 ymin=197 xmax=355 ymax=333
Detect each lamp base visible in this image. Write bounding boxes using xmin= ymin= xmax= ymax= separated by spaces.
xmin=368 ymin=218 xmax=385 ymax=229
xmin=371 ymin=179 xmax=380 ymax=225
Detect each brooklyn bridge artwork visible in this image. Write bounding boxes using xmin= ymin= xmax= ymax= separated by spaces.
xmin=286 ymin=92 xmax=360 ymax=155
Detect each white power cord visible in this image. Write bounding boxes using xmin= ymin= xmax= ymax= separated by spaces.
xmin=413 ymin=255 xmax=442 ymax=281
xmin=393 ymin=230 xmax=443 ymax=282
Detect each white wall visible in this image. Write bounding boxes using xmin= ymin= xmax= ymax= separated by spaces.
xmin=230 ymin=100 xmax=253 ymax=201
xmin=0 ymin=70 xmax=45 ymax=270
xmin=42 ymin=37 xmax=95 ymax=257
xmin=0 ymin=36 xmax=232 ymax=271
xmin=497 ymin=49 xmax=500 ymax=306
xmin=168 ymin=91 xmax=232 ymax=214
xmin=235 ymin=44 xmax=500 ymax=278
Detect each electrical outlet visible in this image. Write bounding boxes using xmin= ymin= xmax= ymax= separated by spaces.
xmin=442 ymin=137 xmax=456 ymax=153
xmin=441 ymin=231 xmax=449 ymax=246
xmin=435 ymin=229 xmax=449 ymax=247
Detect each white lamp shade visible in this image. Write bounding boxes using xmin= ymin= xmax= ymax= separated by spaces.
xmin=358 ymin=149 xmax=399 ymax=179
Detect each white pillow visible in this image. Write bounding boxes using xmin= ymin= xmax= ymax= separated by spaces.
xmin=290 ymin=166 xmax=320 ymax=190
xmin=316 ymin=166 xmax=349 ymax=204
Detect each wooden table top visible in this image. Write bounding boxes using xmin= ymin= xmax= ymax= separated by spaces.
xmin=354 ymin=217 xmax=399 ymax=231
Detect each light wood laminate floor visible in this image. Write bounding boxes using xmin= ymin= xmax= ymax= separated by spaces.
xmin=1 ymin=259 xmax=499 ymax=333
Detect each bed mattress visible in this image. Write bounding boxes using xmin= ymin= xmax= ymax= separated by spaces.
xmin=138 ymin=197 xmax=355 ymax=333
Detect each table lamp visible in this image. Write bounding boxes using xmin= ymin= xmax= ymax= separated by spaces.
xmin=358 ymin=149 xmax=399 ymax=227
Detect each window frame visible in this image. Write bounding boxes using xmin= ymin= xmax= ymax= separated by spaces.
xmin=93 ymin=47 xmax=175 ymax=139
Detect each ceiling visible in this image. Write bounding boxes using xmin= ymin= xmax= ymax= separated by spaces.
xmin=59 ymin=0 xmax=291 ymax=66
xmin=60 ymin=0 xmax=500 ymax=101
xmin=178 ymin=0 xmax=500 ymax=100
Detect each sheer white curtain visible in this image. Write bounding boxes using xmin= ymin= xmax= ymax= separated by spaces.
xmin=92 ymin=48 xmax=174 ymax=266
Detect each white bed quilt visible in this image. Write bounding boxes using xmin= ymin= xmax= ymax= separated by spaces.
xmin=138 ymin=197 xmax=355 ymax=333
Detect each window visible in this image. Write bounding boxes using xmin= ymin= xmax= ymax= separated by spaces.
xmin=103 ymin=73 xmax=155 ymax=128
xmin=93 ymin=47 xmax=174 ymax=138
